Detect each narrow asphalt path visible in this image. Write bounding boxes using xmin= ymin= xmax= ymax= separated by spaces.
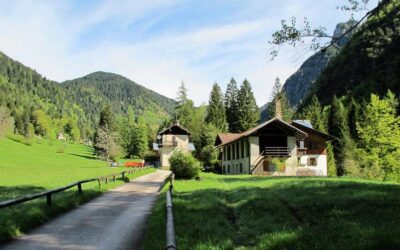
xmin=2 ymin=170 xmax=171 ymax=250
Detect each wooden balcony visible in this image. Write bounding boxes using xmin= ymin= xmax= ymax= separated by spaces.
xmin=159 ymin=141 xmax=178 ymax=147
xmin=264 ymin=147 xmax=291 ymax=157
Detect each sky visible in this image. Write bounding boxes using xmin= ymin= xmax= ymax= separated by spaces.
xmin=0 ymin=0 xmax=378 ymax=106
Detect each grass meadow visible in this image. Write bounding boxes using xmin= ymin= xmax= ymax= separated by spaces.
xmin=0 ymin=137 xmax=154 ymax=242
xmin=142 ymin=173 xmax=400 ymax=250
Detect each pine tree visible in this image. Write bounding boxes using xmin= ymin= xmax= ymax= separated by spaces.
xmin=224 ymin=78 xmax=240 ymax=132
xmin=205 ymin=83 xmax=227 ymax=131
xmin=98 ymin=105 xmax=116 ymax=131
xmin=302 ymin=95 xmax=326 ymax=131
xmin=95 ymin=106 xmax=120 ymax=161
xmin=237 ymin=79 xmax=260 ymax=132
xmin=348 ymin=97 xmax=361 ymax=140
xmin=176 ymin=81 xmax=188 ymax=106
xmin=328 ymin=96 xmax=355 ymax=176
xmin=267 ymin=77 xmax=294 ymax=121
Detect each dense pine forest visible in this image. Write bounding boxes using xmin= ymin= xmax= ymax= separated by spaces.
xmin=0 ymin=51 xmax=175 ymax=160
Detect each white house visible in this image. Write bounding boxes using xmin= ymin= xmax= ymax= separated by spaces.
xmin=153 ymin=122 xmax=195 ymax=167
xmin=215 ymin=118 xmax=336 ymax=176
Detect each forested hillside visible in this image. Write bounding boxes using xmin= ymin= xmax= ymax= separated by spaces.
xmin=0 ymin=51 xmax=174 ymax=142
xmin=283 ymin=20 xmax=357 ymax=107
xmin=63 ymin=72 xmax=175 ymax=130
xmin=301 ymin=0 xmax=400 ymax=107
xmin=0 ymin=51 xmax=91 ymax=138
xmin=295 ymin=0 xmax=400 ymax=182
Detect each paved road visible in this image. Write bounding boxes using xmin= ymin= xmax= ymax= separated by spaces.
xmin=2 ymin=170 xmax=171 ymax=250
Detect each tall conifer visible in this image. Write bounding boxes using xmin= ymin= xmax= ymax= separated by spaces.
xmin=205 ymin=83 xmax=227 ymax=131
xmin=224 ymin=78 xmax=240 ymax=132
xmin=237 ymin=79 xmax=260 ymax=132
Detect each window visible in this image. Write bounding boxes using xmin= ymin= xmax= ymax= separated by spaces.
xmin=241 ymin=140 xmax=244 ymax=158
xmin=225 ymin=148 xmax=227 ymax=161
xmin=308 ymin=142 xmax=317 ymax=150
xmin=240 ymin=163 xmax=243 ymax=173
xmin=307 ymin=157 xmax=317 ymax=166
xmin=228 ymin=165 xmax=230 ymax=173
xmin=246 ymin=140 xmax=249 ymax=157
xmin=232 ymin=144 xmax=235 ymax=160
xmin=228 ymin=146 xmax=231 ymax=160
xmin=236 ymin=142 xmax=240 ymax=159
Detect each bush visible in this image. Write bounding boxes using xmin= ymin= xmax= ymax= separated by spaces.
xmin=57 ymin=142 xmax=68 ymax=153
xmin=169 ymin=150 xmax=200 ymax=179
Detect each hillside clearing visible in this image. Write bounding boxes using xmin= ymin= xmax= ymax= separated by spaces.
xmin=142 ymin=173 xmax=400 ymax=250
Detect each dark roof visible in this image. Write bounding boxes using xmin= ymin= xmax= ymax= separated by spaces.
xmin=291 ymin=121 xmax=337 ymax=141
xmin=158 ymin=123 xmax=191 ymax=136
xmin=215 ymin=133 xmax=241 ymax=146
xmin=218 ymin=118 xmax=308 ymax=147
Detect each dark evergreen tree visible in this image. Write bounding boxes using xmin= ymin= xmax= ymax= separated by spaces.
xmin=237 ymin=79 xmax=260 ymax=132
xmin=224 ymin=78 xmax=240 ymax=132
xmin=301 ymin=95 xmax=326 ymax=131
xmin=328 ymin=96 xmax=355 ymax=176
xmin=205 ymin=83 xmax=227 ymax=131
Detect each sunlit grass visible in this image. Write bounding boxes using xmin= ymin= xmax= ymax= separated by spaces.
xmin=142 ymin=173 xmax=400 ymax=249
xmin=0 ymin=137 xmax=155 ymax=242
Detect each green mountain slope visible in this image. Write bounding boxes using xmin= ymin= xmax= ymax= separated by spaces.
xmin=302 ymin=0 xmax=400 ymax=107
xmin=62 ymin=71 xmax=176 ymax=130
xmin=0 ymin=51 xmax=175 ymax=138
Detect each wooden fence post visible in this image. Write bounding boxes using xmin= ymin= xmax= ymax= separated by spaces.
xmin=46 ymin=193 xmax=52 ymax=206
xmin=78 ymin=183 xmax=82 ymax=194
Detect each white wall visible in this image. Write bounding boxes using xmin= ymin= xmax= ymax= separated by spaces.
xmin=297 ymin=155 xmax=327 ymax=176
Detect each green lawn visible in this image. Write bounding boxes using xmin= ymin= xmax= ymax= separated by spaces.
xmin=0 ymin=137 xmax=154 ymax=242
xmin=142 ymin=173 xmax=400 ymax=250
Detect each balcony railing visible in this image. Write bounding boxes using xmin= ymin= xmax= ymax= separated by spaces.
xmin=264 ymin=147 xmax=291 ymax=157
xmin=159 ymin=141 xmax=178 ymax=147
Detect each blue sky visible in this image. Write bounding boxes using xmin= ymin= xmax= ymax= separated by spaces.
xmin=0 ymin=0 xmax=378 ymax=105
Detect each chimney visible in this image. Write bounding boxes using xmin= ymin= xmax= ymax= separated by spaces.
xmin=275 ymin=97 xmax=282 ymax=119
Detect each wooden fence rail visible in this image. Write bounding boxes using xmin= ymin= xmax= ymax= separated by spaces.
xmin=0 ymin=166 xmax=152 ymax=209
xmin=165 ymin=173 xmax=177 ymax=250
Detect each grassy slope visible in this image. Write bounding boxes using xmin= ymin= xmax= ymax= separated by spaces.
xmin=0 ymin=137 xmax=154 ymax=241
xmin=142 ymin=173 xmax=400 ymax=250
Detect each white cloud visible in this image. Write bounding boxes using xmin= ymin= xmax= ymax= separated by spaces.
xmin=0 ymin=0 xmax=379 ymax=106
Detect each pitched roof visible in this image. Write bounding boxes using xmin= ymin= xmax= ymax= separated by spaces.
xmin=217 ymin=117 xmax=308 ymax=147
xmin=158 ymin=123 xmax=191 ymax=135
xmin=215 ymin=133 xmax=241 ymax=146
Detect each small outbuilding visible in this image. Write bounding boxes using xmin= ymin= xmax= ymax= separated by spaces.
xmin=153 ymin=121 xmax=195 ymax=167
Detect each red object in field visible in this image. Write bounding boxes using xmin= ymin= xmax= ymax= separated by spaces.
xmin=124 ymin=161 xmax=145 ymax=167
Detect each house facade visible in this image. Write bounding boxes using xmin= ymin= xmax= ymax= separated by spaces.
xmin=153 ymin=122 xmax=195 ymax=167
xmin=215 ymin=118 xmax=335 ymax=176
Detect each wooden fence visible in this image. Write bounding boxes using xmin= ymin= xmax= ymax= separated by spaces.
xmin=165 ymin=173 xmax=177 ymax=250
xmin=0 ymin=166 xmax=152 ymax=209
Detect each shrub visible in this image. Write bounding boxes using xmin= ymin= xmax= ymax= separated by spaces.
xmin=57 ymin=142 xmax=68 ymax=153
xmin=169 ymin=150 xmax=200 ymax=179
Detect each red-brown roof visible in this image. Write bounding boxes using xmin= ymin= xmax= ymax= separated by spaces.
xmin=215 ymin=133 xmax=241 ymax=146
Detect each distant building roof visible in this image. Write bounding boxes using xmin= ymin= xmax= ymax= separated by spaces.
xmin=215 ymin=133 xmax=241 ymax=146
xmin=158 ymin=122 xmax=191 ymax=136
xmin=291 ymin=121 xmax=337 ymax=141
xmin=293 ymin=120 xmax=313 ymax=129
xmin=188 ymin=143 xmax=196 ymax=151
